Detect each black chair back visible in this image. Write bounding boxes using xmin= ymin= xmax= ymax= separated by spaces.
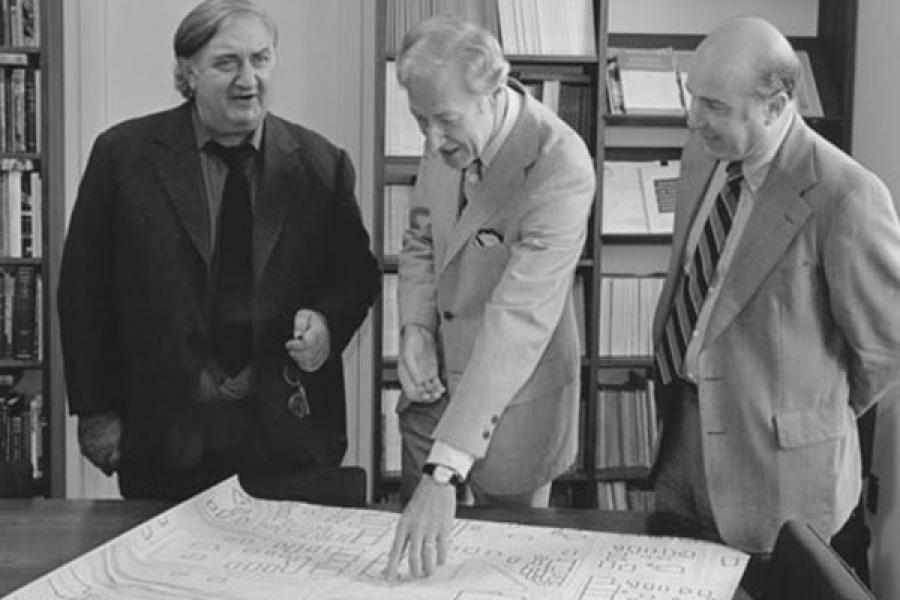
xmin=764 ymin=520 xmax=874 ymax=600
xmin=239 ymin=466 xmax=367 ymax=507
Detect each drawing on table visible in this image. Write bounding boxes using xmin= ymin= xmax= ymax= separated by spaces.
xmin=6 ymin=476 xmax=748 ymax=600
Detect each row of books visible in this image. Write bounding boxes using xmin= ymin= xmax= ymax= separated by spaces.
xmin=497 ymin=0 xmax=595 ymax=56
xmin=602 ymin=160 xmax=679 ymax=235
xmin=597 ymin=482 xmax=655 ymax=511
xmin=598 ymin=275 xmax=664 ymax=358
xmin=385 ymin=0 xmax=595 ymax=57
xmin=0 ymin=392 xmax=42 ymax=497
xmin=0 ymin=158 xmax=40 ymax=258
xmin=606 ymin=47 xmax=823 ymax=118
xmin=595 ymin=386 xmax=659 ymax=470
xmin=385 ymin=0 xmax=500 ymax=55
xmin=0 ymin=0 xmax=39 ymax=48
xmin=0 ymin=264 xmax=40 ymax=360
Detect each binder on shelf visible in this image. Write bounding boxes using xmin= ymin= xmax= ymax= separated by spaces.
xmin=602 ymin=160 xmax=680 ymax=235
xmin=384 ymin=184 xmax=412 ymax=256
xmin=612 ymin=47 xmax=684 ymax=115
xmin=384 ymin=61 xmax=424 ymax=157
xmin=382 ymin=274 xmax=399 ymax=359
xmin=381 ymin=388 xmax=402 ymax=476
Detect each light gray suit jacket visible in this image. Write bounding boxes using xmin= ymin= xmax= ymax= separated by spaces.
xmin=399 ymin=82 xmax=595 ymax=494
xmin=652 ymin=112 xmax=900 ymax=552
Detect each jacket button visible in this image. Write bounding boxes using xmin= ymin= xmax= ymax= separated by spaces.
xmin=482 ymin=431 xmax=490 ymax=440
xmin=490 ymin=415 xmax=499 ymax=424
xmin=442 ymin=311 xmax=454 ymax=321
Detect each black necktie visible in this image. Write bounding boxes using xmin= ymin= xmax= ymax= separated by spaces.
xmin=655 ymin=161 xmax=743 ymax=385
xmin=206 ymin=141 xmax=255 ymax=376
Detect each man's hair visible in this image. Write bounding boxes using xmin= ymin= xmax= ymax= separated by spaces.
xmin=751 ymin=51 xmax=801 ymax=102
xmin=172 ymin=0 xmax=278 ymax=100
xmin=396 ymin=16 xmax=509 ymax=95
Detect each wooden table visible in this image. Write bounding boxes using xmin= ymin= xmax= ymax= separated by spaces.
xmin=0 ymin=498 xmax=749 ymax=598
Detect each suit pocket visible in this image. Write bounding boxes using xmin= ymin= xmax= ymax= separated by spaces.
xmin=774 ymin=402 xmax=852 ymax=449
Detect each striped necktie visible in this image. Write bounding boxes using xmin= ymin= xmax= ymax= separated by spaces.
xmin=655 ymin=161 xmax=743 ymax=385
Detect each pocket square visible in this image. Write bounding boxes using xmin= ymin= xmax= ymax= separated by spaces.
xmin=474 ymin=228 xmax=503 ymax=248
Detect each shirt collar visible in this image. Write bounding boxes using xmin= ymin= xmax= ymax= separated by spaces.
xmin=477 ymin=85 xmax=520 ymax=172
xmin=192 ymin=105 xmax=264 ymax=152
xmin=741 ymin=107 xmax=794 ymax=193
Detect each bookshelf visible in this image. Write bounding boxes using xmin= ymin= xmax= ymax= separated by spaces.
xmin=370 ymin=0 xmax=861 ymax=510
xmin=0 ymin=0 xmax=63 ymax=498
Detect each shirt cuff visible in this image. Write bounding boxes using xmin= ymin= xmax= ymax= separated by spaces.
xmin=427 ymin=440 xmax=475 ymax=480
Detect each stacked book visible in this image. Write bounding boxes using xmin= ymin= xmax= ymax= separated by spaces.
xmin=594 ymin=385 xmax=659 ymax=471
xmin=497 ymin=0 xmax=595 ymax=55
xmin=597 ymin=275 xmax=664 ymax=358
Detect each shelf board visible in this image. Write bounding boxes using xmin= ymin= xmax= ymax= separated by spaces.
xmin=600 ymin=232 xmax=672 ymax=245
xmin=605 ymin=114 xmax=686 ymax=128
xmin=0 ymin=257 xmax=42 ymax=266
xmin=384 ymin=157 xmax=419 ymax=184
xmin=0 ymin=359 xmax=42 ymax=369
xmin=597 ymin=355 xmax=653 ymax=369
xmin=594 ymin=466 xmax=651 ymax=482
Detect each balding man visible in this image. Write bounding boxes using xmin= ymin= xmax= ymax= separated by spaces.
xmin=651 ymin=15 xmax=900 ymax=565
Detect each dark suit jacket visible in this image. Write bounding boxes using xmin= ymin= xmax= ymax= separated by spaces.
xmin=58 ymin=102 xmax=379 ymax=475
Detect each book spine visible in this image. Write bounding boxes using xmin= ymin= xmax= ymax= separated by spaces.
xmin=11 ymin=263 xmax=35 ymax=359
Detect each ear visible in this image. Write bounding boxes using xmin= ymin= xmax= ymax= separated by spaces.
xmin=764 ymin=91 xmax=789 ymax=125
xmin=178 ymin=57 xmax=198 ymax=94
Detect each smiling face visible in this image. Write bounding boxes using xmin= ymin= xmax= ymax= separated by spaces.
xmin=404 ymin=60 xmax=496 ymax=170
xmin=187 ymin=12 xmax=276 ymax=142
xmin=684 ymin=58 xmax=770 ymax=162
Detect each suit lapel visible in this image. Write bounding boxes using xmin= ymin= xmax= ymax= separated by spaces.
xmin=439 ymin=87 xmax=540 ymax=273
xmin=151 ymin=103 xmax=211 ymax=265
xmin=703 ymin=116 xmax=816 ymax=347
xmin=253 ymin=115 xmax=301 ymax=285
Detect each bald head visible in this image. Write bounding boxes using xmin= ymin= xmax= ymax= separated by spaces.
xmin=685 ymin=17 xmax=799 ymax=161
xmin=694 ymin=17 xmax=800 ymax=102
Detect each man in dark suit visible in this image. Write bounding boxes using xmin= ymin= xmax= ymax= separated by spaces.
xmin=650 ymin=16 xmax=900 ymax=582
xmin=58 ymin=0 xmax=379 ymax=500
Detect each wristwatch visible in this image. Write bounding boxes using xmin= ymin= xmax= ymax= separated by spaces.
xmin=423 ymin=463 xmax=464 ymax=486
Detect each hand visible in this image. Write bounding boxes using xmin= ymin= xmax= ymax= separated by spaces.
xmin=285 ymin=309 xmax=331 ymax=372
xmin=383 ymin=475 xmax=456 ymax=580
xmin=398 ymin=325 xmax=445 ymax=403
xmin=77 ymin=413 xmax=122 ymax=476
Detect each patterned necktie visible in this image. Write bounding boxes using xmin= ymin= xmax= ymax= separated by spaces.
xmin=458 ymin=158 xmax=483 ymax=219
xmin=206 ymin=141 xmax=255 ymax=376
xmin=655 ymin=161 xmax=743 ymax=385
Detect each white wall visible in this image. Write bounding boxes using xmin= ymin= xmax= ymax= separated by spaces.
xmin=608 ymin=0 xmax=817 ymax=35
xmin=62 ymin=0 xmax=376 ymax=498
xmin=854 ymin=2 xmax=900 ymax=598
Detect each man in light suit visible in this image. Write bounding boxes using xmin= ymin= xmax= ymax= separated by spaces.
xmin=58 ymin=0 xmax=379 ymax=500
xmin=384 ymin=17 xmax=595 ymax=579
xmin=651 ymin=16 xmax=900 ymax=575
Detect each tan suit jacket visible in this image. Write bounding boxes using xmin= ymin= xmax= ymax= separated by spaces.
xmin=652 ymin=113 xmax=900 ymax=552
xmin=399 ymin=83 xmax=595 ymax=494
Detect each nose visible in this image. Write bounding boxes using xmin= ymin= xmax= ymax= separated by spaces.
xmin=234 ymin=58 xmax=257 ymax=87
xmin=424 ymin=121 xmax=445 ymax=151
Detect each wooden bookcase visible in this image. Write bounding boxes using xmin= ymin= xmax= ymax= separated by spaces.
xmin=0 ymin=0 xmax=64 ymax=498
xmin=370 ymin=0 xmax=861 ymax=510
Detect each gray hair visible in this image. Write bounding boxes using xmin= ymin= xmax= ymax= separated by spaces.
xmin=396 ymin=16 xmax=509 ymax=96
xmin=172 ymin=0 xmax=278 ymax=100
xmin=751 ymin=52 xmax=801 ymax=102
